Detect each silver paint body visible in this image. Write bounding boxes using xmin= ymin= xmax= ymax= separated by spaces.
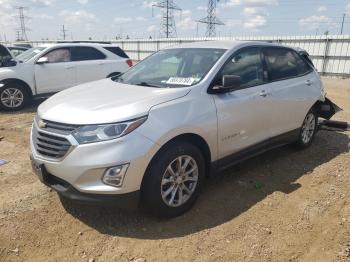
xmin=30 ymin=41 xmax=325 ymax=195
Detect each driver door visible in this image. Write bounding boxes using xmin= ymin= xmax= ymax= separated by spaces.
xmin=212 ymin=47 xmax=274 ymax=159
xmin=34 ymin=47 xmax=76 ymax=94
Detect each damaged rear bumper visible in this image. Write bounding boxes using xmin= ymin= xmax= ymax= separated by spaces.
xmin=316 ymin=97 xmax=342 ymax=120
xmin=316 ymin=97 xmax=349 ymax=132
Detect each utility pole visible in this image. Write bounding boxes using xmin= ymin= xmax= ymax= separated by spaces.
xmin=152 ymin=0 xmax=182 ymax=38
xmin=61 ymin=25 xmax=68 ymax=40
xmin=14 ymin=6 xmax=30 ymax=41
xmin=340 ymin=13 xmax=346 ymax=35
xmin=197 ymin=0 xmax=224 ymax=37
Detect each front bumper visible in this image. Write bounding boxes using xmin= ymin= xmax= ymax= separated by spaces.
xmin=31 ymin=160 xmax=140 ymax=208
xmin=30 ymin=121 xmax=160 ymax=200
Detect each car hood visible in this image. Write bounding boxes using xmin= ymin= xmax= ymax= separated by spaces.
xmin=38 ymin=78 xmax=190 ymax=125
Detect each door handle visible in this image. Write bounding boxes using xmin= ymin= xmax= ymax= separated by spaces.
xmin=259 ymin=90 xmax=270 ymax=97
xmin=65 ymin=65 xmax=74 ymax=69
xmin=305 ymin=80 xmax=312 ymax=86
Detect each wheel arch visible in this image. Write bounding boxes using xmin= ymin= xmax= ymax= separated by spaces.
xmin=0 ymin=78 xmax=33 ymax=97
xmin=142 ymin=133 xmax=212 ymax=188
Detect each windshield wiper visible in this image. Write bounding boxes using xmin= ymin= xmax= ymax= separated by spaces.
xmin=134 ymin=82 xmax=162 ymax=88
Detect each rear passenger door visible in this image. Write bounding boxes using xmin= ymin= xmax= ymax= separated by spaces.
xmin=262 ymin=47 xmax=318 ymax=137
xmin=71 ymin=46 xmax=108 ymax=84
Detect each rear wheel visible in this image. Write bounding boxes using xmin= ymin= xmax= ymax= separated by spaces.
xmin=295 ymin=109 xmax=318 ymax=149
xmin=0 ymin=83 xmax=29 ymax=111
xmin=141 ymin=141 xmax=205 ymax=217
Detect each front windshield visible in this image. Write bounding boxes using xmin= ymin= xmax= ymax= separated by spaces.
xmin=114 ymin=48 xmax=226 ymax=88
xmin=17 ymin=47 xmax=46 ymax=62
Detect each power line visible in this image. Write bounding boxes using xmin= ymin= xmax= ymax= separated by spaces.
xmin=14 ymin=6 xmax=30 ymax=41
xmin=152 ymin=0 xmax=182 ymax=38
xmin=197 ymin=0 xmax=224 ymax=37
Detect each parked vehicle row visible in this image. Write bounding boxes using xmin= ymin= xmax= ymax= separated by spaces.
xmin=29 ymin=41 xmax=341 ymax=217
xmin=0 ymin=43 xmax=132 ymax=110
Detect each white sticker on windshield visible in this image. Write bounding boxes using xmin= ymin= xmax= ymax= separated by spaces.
xmin=166 ymin=77 xmax=198 ymax=86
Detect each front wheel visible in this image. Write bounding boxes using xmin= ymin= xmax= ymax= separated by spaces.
xmin=0 ymin=84 xmax=29 ymax=111
xmin=295 ymin=109 xmax=318 ymax=149
xmin=141 ymin=142 xmax=205 ymax=217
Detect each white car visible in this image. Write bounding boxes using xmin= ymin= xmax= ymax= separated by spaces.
xmin=30 ymin=41 xmax=340 ymax=217
xmin=0 ymin=43 xmax=132 ymax=110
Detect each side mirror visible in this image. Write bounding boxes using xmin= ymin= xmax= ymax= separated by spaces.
xmin=6 ymin=60 xmax=17 ymax=67
xmin=213 ymin=75 xmax=241 ymax=93
xmin=1 ymin=57 xmax=17 ymax=67
xmin=36 ymin=57 xmax=49 ymax=64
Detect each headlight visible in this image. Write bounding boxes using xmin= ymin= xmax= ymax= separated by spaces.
xmin=72 ymin=116 xmax=147 ymax=144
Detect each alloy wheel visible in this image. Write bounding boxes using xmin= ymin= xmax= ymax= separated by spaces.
xmin=301 ymin=113 xmax=316 ymax=144
xmin=1 ymin=88 xmax=24 ymax=108
xmin=161 ymin=155 xmax=199 ymax=207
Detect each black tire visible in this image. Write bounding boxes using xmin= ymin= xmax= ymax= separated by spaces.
xmin=141 ymin=141 xmax=205 ymax=217
xmin=0 ymin=82 xmax=29 ymax=111
xmin=295 ymin=108 xmax=318 ymax=149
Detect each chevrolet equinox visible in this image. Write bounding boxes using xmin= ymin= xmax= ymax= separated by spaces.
xmin=30 ymin=41 xmax=339 ymax=217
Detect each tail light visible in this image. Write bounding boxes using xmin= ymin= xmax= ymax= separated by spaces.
xmin=126 ymin=59 xmax=133 ymax=67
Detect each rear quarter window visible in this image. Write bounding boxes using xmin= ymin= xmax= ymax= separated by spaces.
xmin=71 ymin=46 xmax=106 ymax=61
xmin=103 ymin=46 xmax=129 ymax=58
xmin=264 ymin=47 xmax=312 ymax=82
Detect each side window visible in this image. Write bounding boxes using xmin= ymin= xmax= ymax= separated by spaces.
xmin=71 ymin=47 xmax=106 ymax=61
xmin=264 ymin=48 xmax=310 ymax=81
xmin=42 ymin=48 xmax=71 ymax=63
xmin=103 ymin=46 xmax=129 ymax=58
xmin=293 ymin=52 xmax=313 ymax=75
xmin=217 ymin=48 xmax=265 ymax=88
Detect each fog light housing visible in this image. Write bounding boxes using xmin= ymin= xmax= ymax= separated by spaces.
xmin=102 ymin=164 xmax=129 ymax=187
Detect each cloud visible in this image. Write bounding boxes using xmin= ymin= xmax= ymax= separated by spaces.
xmin=0 ymin=0 xmax=14 ymax=27
xmin=143 ymin=1 xmax=157 ymax=8
xmin=114 ymin=17 xmax=133 ymax=23
xmin=244 ymin=15 xmax=267 ymax=30
xmin=175 ymin=9 xmax=196 ymax=31
xmin=224 ymin=0 xmax=278 ymax=8
xmin=243 ymin=0 xmax=278 ymax=6
xmin=225 ymin=19 xmax=243 ymax=28
xmin=299 ymin=15 xmax=335 ymax=30
xmin=196 ymin=5 xmax=207 ymax=11
xmin=177 ymin=17 xmax=196 ymax=30
xmin=347 ymin=3 xmax=350 ymax=15
xmin=31 ymin=0 xmax=55 ymax=7
xmin=225 ymin=0 xmax=240 ymax=7
xmin=242 ymin=7 xmax=269 ymax=31
xmin=77 ymin=0 xmax=88 ymax=4
xmin=135 ymin=16 xmax=147 ymax=22
xmin=147 ymin=25 xmax=157 ymax=32
xmin=317 ymin=6 xmax=327 ymax=12
xmin=59 ymin=10 xmax=97 ymax=26
xmin=36 ymin=13 xmax=54 ymax=19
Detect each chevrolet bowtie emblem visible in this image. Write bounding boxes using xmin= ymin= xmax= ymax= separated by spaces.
xmin=38 ymin=120 xmax=47 ymax=128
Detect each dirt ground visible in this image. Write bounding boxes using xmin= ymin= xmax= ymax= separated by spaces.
xmin=0 ymin=78 xmax=349 ymax=262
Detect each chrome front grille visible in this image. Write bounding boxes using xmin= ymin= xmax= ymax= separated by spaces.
xmin=41 ymin=120 xmax=80 ymax=135
xmin=32 ymin=119 xmax=79 ymax=159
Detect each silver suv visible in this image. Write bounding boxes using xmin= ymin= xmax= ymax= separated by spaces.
xmin=30 ymin=41 xmax=339 ymax=217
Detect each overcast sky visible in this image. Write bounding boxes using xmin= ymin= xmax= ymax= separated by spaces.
xmin=1 ymin=0 xmax=350 ymax=41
